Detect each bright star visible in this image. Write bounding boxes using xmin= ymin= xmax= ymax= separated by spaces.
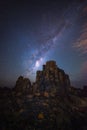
xmin=35 ymin=58 xmax=43 ymax=68
xmin=35 ymin=60 xmax=40 ymax=67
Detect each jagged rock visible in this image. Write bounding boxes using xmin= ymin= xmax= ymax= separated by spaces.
xmin=13 ymin=61 xmax=71 ymax=97
xmin=14 ymin=76 xmax=31 ymax=94
xmin=1 ymin=61 xmax=87 ymax=130
xmin=35 ymin=60 xmax=70 ymax=95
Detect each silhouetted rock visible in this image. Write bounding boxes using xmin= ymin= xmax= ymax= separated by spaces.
xmin=14 ymin=76 xmax=31 ymax=94
xmin=35 ymin=60 xmax=70 ymax=96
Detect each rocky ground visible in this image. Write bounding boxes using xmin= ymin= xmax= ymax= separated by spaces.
xmin=0 ymin=88 xmax=87 ymax=130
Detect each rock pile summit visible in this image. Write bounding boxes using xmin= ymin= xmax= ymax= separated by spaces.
xmin=36 ymin=60 xmax=70 ymax=92
xmin=15 ymin=60 xmax=71 ymax=96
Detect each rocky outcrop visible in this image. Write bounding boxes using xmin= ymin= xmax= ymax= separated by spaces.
xmin=13 ymin=61 xmax=71 ymax=97
xmin=14 ymin=76 xmax=32 ymax=94
xmin=35 ymin=60 xmax=70 ymax=95
xmin=0 ymin=61 xmax=87 ymax=130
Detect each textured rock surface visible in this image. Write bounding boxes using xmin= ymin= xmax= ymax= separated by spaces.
xmin=14 ymin=61 xmax=71 ymax=96
xmin=0 ymin=61 xmax=87 ymax=130
xmin=35 ymin=60 xmax=70 ymax=95
xmin=14 ymin=76 xmax=31 ymax=94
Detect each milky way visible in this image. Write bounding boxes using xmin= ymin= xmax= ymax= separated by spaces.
xmin=0 ymin=0 xmax=87 ymax=87
xmin=24 ymin=1 xmax=87 ymax=81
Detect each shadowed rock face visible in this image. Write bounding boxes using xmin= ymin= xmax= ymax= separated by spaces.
xmin=15 ymin=76 xmax=31 ymax=94
xmin=14 ymin=61 xmax=70 ymax=96
xmin=35 ymin=61 xmax=70 ymax=95
xmin=0 ymin=61 xmax=87 ymax=130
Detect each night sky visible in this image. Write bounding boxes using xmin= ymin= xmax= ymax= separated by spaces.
xmin=0 ymin=0 xmax=87 ymax=87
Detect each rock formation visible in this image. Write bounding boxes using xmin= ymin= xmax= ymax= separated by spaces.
xmin=35 ymin=60 xmax=70 ymax=95
xmin=0 ymin=61 xmax=87 ymax=130
xmin=14 ymin=61 xmax=71 ymax=97
xmin=14 ymin=76 xmax=32 ymax=94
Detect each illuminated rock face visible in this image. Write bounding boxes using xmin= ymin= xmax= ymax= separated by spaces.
xmin=36 ymin=61 xmax=70 ymax=94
